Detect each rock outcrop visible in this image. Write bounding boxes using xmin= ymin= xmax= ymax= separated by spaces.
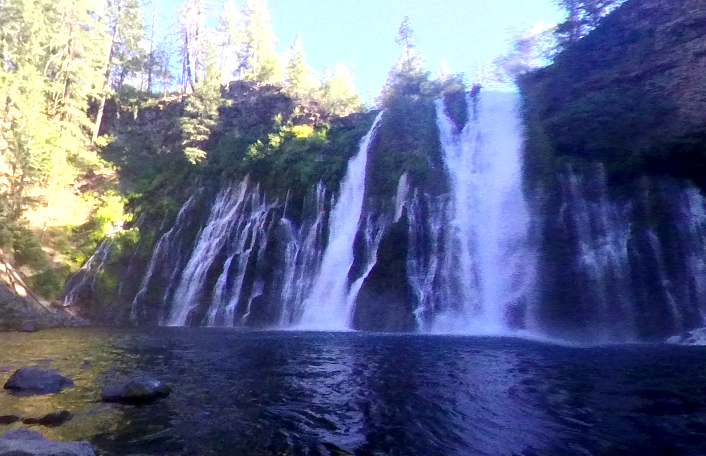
xmin=520 ymin=0 xmax=706 ymax=189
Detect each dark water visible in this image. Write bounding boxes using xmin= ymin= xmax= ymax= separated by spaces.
xmin=1 ymin=329 xmax=706 ymax=455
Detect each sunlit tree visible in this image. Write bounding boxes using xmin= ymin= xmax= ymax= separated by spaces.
xmin=319 ymin=63 xmax=362 ymax=116
xmin=284 ymin=32 xmax=314 ymax=98
xmin=239 ymin=0 xmax=281 ymax=84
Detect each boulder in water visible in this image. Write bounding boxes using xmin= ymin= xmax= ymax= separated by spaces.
xmin=101 ymin=376 xmax=171 ymax=404
xmin=0 ymin=429 xmax=94 ymax=456
xmin=666 ymin=327 xmax=706 ymax=345
xmin=3 ymin=367 xmax=74 ymax=395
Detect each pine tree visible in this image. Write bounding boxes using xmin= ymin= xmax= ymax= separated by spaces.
xmin=395 ymin=16 xmax=417 ymax=69
xmin=553 ymin=0 xmax=624 ymax=45
xmin=92 ymin=0 xmax=145 ymax=143
xmin=216 ymin=0 xmax=241 ymax=83
xmin=239 ymin=0 xmax=281 ymax=84
xmin=180 ymin=44 xmax=221 ymax=164
xmin=178 ymin=0 xmax=206 ymax=92
xmin=381 ymin=16 xmax=429 ymax=107
xmin=0 ymin=0 xmax=104 ymax=226
xmin=284 ymin=33 xmax=313 ymax=98
xmin=319 ymin=63 xmax=362 ymax=116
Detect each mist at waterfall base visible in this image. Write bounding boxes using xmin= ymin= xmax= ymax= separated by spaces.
xmin=4 ymin=328 xmax=706 ymax=456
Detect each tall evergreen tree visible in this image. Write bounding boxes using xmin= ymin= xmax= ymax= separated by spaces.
xmin=178 ymin=0 xmax=206 ymax=92
xmin=216 ymin=0 xmax=241 ymax=83
xmin=238 ymin=0 xmax=281 ymax=83
xmin=92 ymin=0 xmax=145 ymax=143
xmin=553 ymin=0 xmax=624 ymax=44
xmin=284 ymin=32 xmax=313 ymax=98
xmin=395 ymin=16 xmax=417 ymax=68
xmin=180 ymin=44 xmax=220 ymax=164
xmin=381 ymin=16 xmax=429 ymax=107
xmin=319 ymin=63 xmax=362 ymax=116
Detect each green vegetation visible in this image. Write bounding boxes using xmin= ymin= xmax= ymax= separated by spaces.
xmin=369 ymin=17 xmax=466 ymax=204
xmin=518 ymin=0 xmax=697 ymax=190
xmin=0 ymin=0 xmax=376 ymax=305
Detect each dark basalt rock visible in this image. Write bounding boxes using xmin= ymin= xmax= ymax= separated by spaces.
xmin=3 ymin=367 xmax=74 ymax=396
xmin=101 ymin=376 xmax=171 ymax=404
xmin=0 ymin=429 xmax=94 ymax=456
xmin=353 ymin=211 xmax=418 ymax=332
xmin=23 ymin=410 xmax=73 ymax=427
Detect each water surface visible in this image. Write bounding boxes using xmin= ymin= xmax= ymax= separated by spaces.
xmin=0 ymin=328 xmax=705 ymax=455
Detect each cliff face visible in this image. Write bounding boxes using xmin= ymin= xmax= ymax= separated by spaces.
xmin=521 ymin=0 xmax=706 ymax=188
xmin=519 ymin=0 xmax=706 ymax=341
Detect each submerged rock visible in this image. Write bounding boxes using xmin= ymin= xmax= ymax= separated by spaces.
xmin=101 ymin=376 xmax=171 ymax=404
xmin=666 ymin=327 xmax=706 ymax=345
xmin=19 ymin=322 xmax=36 ymax=332
xmin=0 ymin=429 xmax=94 ymax=456
xmin=0 ymin=415 xmax=20 ymax=425
xmin=23 ymin=410 xmax=74 ymax=427
xmin=3 ymin=367 xmax=74 ymax=395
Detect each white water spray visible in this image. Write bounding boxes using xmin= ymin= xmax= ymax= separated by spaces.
xmin=431 ymin=92 xmax=536 ymax=334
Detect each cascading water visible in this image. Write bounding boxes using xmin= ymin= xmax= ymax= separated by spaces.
xmin=165 ymin=180 xmax=277 ymax=326
xmin=61 ymin=239 xmax=114 ymax=308
xmin=278 ymin=184 xmax=328 ymax=325
xmin=166 ymin=181 xmax=251 ymax=326
xmin=204 ymin=188 xmax=274 ymax=327
xmin=130 ymin=193 xmax=201 ymax=323
xmin=425 ymin=92 xmax=537 ymax=334
xmin=555 ymin=164 xmax=635 ymax=341
xmin=298 ymin=111 xmax=385 ymax=330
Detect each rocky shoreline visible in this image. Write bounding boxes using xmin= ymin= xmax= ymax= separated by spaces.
xmin=0 ymin=284 xmax=87 ymax=333
xmin=0 ymin=364 xmax=171 ymax=455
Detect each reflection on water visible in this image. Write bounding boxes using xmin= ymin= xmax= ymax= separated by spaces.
xmin=1 ymin=329 xmax=706 ymax=455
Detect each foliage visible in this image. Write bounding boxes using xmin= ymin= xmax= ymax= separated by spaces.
xmin=552 ymin=0 xmax=625 ymax=45
xmin=491 ymin=23 xmax=558 ymax=84
xmin=519 ymin=0 xmax=685 ymax=188
xmin=284 ymin=33 xmax=315 ymax=98
xmin=238 ymin=0 xmax=281 ymax=83
xmin=90 ymin=190 xmax=129 ymax=242
xmin=180 ymin=46 xmax=222 ymax=164
xmin=318 ymin=64 xmax=364 ymax=117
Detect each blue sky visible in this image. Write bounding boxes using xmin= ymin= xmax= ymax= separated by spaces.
xmin=154 ymin=0 xmax=562 ymax=100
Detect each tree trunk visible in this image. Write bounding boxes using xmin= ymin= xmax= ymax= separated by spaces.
xmin=92 ymin=7 xmax=119 ymax=144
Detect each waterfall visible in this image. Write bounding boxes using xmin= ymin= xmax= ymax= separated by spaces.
xmin=278 ymin=184 xmax=328 ymax=325
xmin=544 ymin=164 xmax=706 ymax=341
xmin=165 ymin=180 xmax=252 ymax=326
xmin=130 ymin=193 xmax=201 ymax=323
xmin=429 ymin=92 xmax=536 ymax=334
xmin=406 ymin=191 xmax=447 ymax=330
xmin=298 ymin=111 xmax=384 ymax=330
xmin=61 ymin=239 xmax=114 ymax=307
xmin=555 ymin=165 xmax=635 ymax=341
xmin=203 ymin=188 xmax=274 ymax=327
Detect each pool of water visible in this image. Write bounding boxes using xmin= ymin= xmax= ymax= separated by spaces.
xmin=0 ymin=328 xmax=705 ymax=455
